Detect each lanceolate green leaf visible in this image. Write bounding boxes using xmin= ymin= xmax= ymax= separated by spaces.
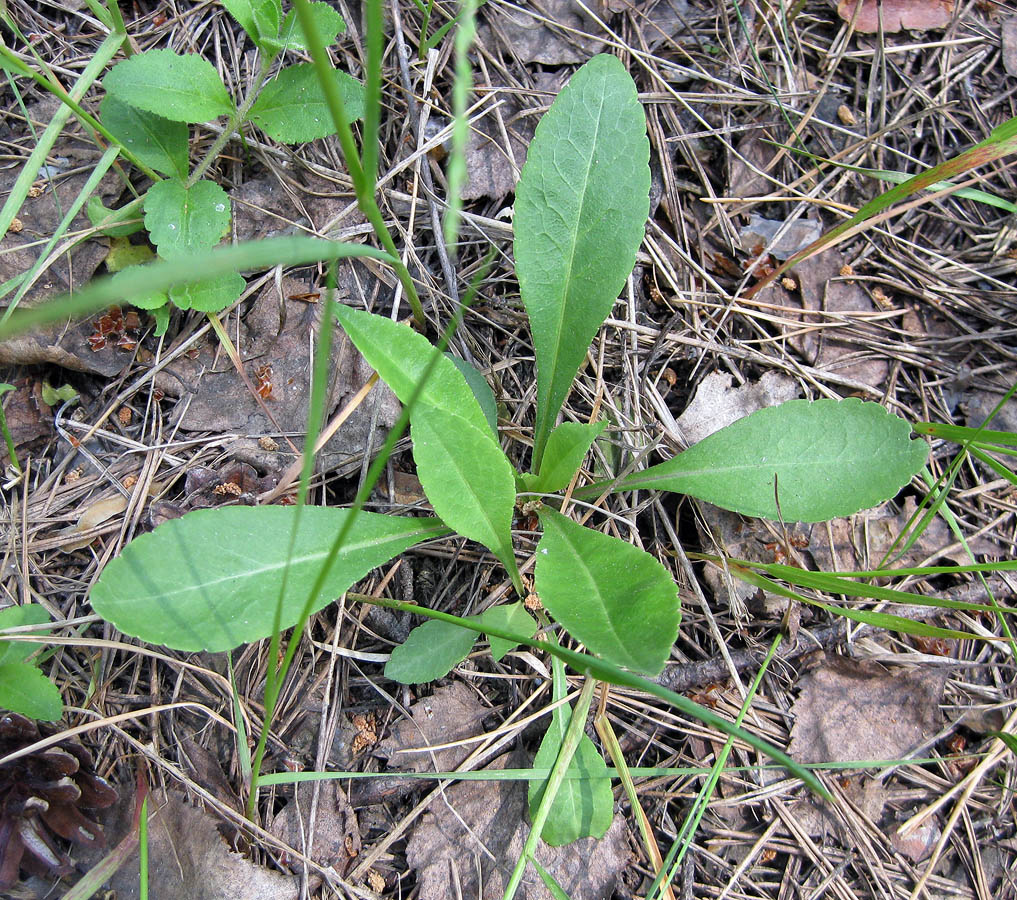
xmin=411 ymin=404 xmax=522 ymax=593
xmin=521 ymin=421 xmax=606 ymax=493
xmin=100 ymin=95 xmax=189 ymax=180
xmin=581 ymin=398 xmax=929 ymax=523
xmin=528 ymin=657 xmax=613 ymax=845
xmin=102 ymin=49 xmax=235 ymax=123
xmin=89 ymin=506 xmax=449 ymax=652
xmin=335 ymin=305 xmax=489 ymax=433
xmin=515 ymin=54 xmax=650 ymax=468
xmin=250 ymin=63 xmax=365 ymax=143
xmin=385 ymin=619 xmax=476 ymax=684
xmin=536 ymin=507 xmax=680 ymax=675
xmin=448 ymin=354 xmax=498 ymax=437
xmin=144 ymin=180 xmax=232 ymax=260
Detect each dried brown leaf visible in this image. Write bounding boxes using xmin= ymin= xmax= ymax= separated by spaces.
xmin=789 ymin=653 xmax=948 ymax=764
xmin=482 ymin=0 xmax=609 ymax=64
xmin=375 ymin=682 xmax=491 ymax=774
xmin=268 ymin=781 xmax=360 ymax=876
xmin=835 ymin=0 xmax=954 ymax=33
xmin=406 ymin=751 xmax=629 ymax=900
xmin=157 ymin=273 xmax=398 ymax=475
xmin=82 ymin=789 xmax=298 ymax=900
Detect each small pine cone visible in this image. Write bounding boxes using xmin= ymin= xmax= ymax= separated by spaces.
xmin=0 ymin=712 xmax=118 ymax=889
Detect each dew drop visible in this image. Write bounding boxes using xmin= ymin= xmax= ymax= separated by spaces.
xmin=215 ymin=203 xmax=226 ymax=212
xmin=168 ymin=223 xmax=177 ymax=231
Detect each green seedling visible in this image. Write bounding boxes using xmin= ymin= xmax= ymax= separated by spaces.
xmin=89 ymin=0 xmax=363 ymax=334
xmin=88 ymin=55 xmax=930 ymax=846
xmin=0 ymin=604 xmax=61 ymax=721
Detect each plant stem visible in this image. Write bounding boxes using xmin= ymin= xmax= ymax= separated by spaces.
xmin=188 ymin=56 xmax=275 ymax=188
xmin=293 ymin=0 xmax=425 ymax=324
xmin=646 ymin=633 xmax=781 ymax=900
xmin=349 ymin=591 xmax=828 ymax=798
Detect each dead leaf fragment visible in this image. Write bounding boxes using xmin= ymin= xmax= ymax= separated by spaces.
xmin=0 ymin=379 xmax=52 ymax=462
xmin=268 ymin=780 xmax=360 ymax=876
xmin=835 ymin=0 xmax=954 ymax=33
xmin=81 ymin=789 xmax=298 ymax=900
xmin=676 ymin=371 xmax=800 ymax=445
xmin=789 ymin=653 xmax=948 ymax=764
xmin=482 ymin=0 xmax=608 ymax=64
xmin=406 ymin=751 xmax=630 ymax=900
xmin=375 ymin=682 xmax=490 ymax=774
xmin=1004 ymin=17 xmax=1017 ymax=76
xmin=157 ymin=274 xmax=398 ymax=475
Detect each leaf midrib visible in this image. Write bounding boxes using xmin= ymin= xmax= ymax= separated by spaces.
xmin=537 ymin=73 xmax=609 ymax=451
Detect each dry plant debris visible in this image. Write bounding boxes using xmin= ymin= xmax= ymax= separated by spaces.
xmin=836 ymin=0 xmax=955 ymax=33
xmin=1 ymin=0 xmax=1016 ymax=897
xmin=405 ymin=750 xmax=630 ymax=900
xmin=87 ymin=789 xmax=299 ymax=900
xmin=788 ymin=653 xmax=949 ymax=764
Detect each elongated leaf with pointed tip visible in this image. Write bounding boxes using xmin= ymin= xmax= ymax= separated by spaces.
xmin=583 ymin=398 xmax=929 ymax=522
xmin=448 ymin=355 xmax=498 ymax=437
xmin=334 ymin=305 xmax=489 ymax=433
xmin=411 ymin=404 xmax=521 ymax=590
xmin=528 ymin=676 xmax=613 ymax=845
xmin=515 ymin=54 xmax=650 ymax=468
xmin=520 ymin=421 xmax=606 ymax=493
xmin=0 ymin=662 xmax=62 ymax=721
xmin=100 ymin=95 xmax=189 ymax=180
xmin=90 ymin=506 xmax=449 ymax=652
xmin=102 ymin=49 xmax=234 ymax=123
xmin=385 ymin=618 xmax=476 ymax=683
xmin=536 ymin=507 xmax=680 ymax=674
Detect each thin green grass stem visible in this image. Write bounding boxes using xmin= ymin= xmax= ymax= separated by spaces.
xmin=247 ymin=267 xmax=341 ymax=819
xmin=647 ymin=634 xmax=782 ymax=900
xmin=362 ymin=0 xmax=383 ymax=189
xmin=246 ymin=267 xmax=485 ymax=818
xmin=351 ymin=591 xmax=827 ymax=797
xmin=228 ymin=653 xmax=253 ymax=791
xmin=255 ymin=751 xmax=982 ymax=786
xmin=293 ymin=0 xmax=425 ymax=324
xmin=3 ymin=146 xmax=120 ymax=311
xmin=0 ymin=33 xmax=131 ymax=260
xmin=417 ymin=0 xmax=434 ymax=58
xmin=596 ymin=707 xmax=670 ymax=896
xmin=502 ymin=677 xmax=598 ymax=900
xmin=443 ymin=0 xmax=477 ymax=253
